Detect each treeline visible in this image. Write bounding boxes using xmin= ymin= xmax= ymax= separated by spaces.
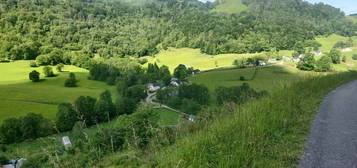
xmin=0 ymin=0 xmax=356 ymax=65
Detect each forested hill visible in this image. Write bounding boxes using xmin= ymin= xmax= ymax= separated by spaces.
xmin=0 ymin=0 xmax=356 ymax=67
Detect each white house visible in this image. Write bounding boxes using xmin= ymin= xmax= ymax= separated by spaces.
xmin=342 ymin=48 xmax=352 ymax=52
xmin=3 ymin=159 xmax=27 ymax=168
xmin=170 ymin=78 xmax=183 ymax=87
xmin=258 ymin=60 xmax=267 ymax=66
xmin=293 ymin=57 xmax=301 ymax=62
xmin=62 ymin=136 xmax=72 ymax=149
xmin=311 ymin=50 xmax=323 ymax=56
xmin=282 ymin=56 xmax=292 ymax=61
xmin=148 ymin=83 xmax=164 ymax=92
xmin=188 ymin=115 xmax=196 ymax=122
xmin=268 ymin=58 xmax=277 ymax=63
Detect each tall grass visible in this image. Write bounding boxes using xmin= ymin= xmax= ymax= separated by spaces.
xmin=154 ymin=71 xmax=357 ymax=168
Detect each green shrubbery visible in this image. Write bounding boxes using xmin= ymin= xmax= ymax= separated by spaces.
xmin=29 ymin=70 xmax=40 ymax=82
xmin=64 ymin=73 xmax=77 ymax=87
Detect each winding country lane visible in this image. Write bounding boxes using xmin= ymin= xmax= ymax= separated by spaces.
xmin=300 ymin=80 xmax=357 ymax=168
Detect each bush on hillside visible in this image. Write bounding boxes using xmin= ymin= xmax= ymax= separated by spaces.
xmin=65 ymin=73 xmax=78 ymax=87
xmin=315 ymin=56 xmax=332 ymax=72
xmin=56 ymin=103 xmax=77 ymax=132
xmin=29 ymin=70 xmax=40 ymax=82
xmin=352 ymin=54 xmax=357 ymax=60
xmin=43 ymin=66 xmax=55 ymax=77
xmin=29 ymin=61 xmax=38 ymax=67
xmin=0 ymin=113 xmax=53 ymax=144
xmin=56 ymin=63 xmax=64 ymax=72
xmin=297 ymin=53 xmax=315 ymax=71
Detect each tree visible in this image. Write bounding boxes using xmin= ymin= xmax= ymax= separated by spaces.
xmin=0 ymin=118 xmax=22 ymax=143
xmin=173 ymin=64 xmax=188 ymax=80
xmin=56 ymin=63 xmax=64 ymax=72
xmin=65 ymin=73 xmax=78 ymax=87
xmin=74 ymin=96 xmax=97 ymax=126
xmin=94 ymin=90 xmax=116 ymax=122
xmin=116 ymin=97 xmax=137 ymax=115
xmin=20 ymin=113 xmax=53 ymax=140
xmin=29 ymin=70 xmax=40 ymax=82
xmin=126 ymin=106 xmax=158 ymax=149
xmin=29 ymin=61 xmax=38 ymax=67
xmin=297 ymin=53 xmax=315 ymax=71
xmin=43 ymin=66 xmax=54 ymax=77
xmin=124 ymin=85 xmax=146 ymax=103
xmin=181 ymin=99 xmax=201 ymax=115
xmin=178 ymin=84 xmax=210 ymax=105
xmin=315 ymin=56 xmax=332 ymax=72
xmin=233 ymin=58 xmax=248 ymax=68
xmin=352 ymin=54 xmax=357 ymax=60
xmin=55 ymin=103 xmax=77 ymax=132
xmin=328 ymin=48 xmax=341 ymax=64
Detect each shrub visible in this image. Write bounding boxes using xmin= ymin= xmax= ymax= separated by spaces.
xmin=56 ymin=63 xmax=64 ymax=72
xmin=352 ymin=54 xmax=357 ymax=60
xmin=29 ymin=61 xmax=38 ymax=67
xmin=0 ymin=155 xmax=8 ymax=165
xmin=138 ymin=58 xmax=148 ymax=65
xmin=55 ymin=103 xmax=77 ymax=132
xmin=65 ymin=73 xmax=78 ymax=87
xmin=240 ymin=76 xmax=245 ymax=81
xmin=43 ymin=66 xmax=55 ymax=77
xmin=29 ymin=70 xmax=40 ymax=82
xmin=315 ymin=56 xmax=332 ymax=72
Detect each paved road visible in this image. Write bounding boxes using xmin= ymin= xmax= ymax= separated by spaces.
xmin=300 ymin=80 xmax=357 ymax=168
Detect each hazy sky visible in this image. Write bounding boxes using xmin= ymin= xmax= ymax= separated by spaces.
xmin=199 ymin=0 xmax=357 ymax=15
xmin=306 ymin=0 xmax=357 ymax=15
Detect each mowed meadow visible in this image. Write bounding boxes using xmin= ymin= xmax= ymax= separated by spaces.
xmin=0 ymin=61 xmax=115 ymax=122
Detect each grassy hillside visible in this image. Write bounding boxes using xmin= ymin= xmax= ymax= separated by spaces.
xmin=316 ymin=34 xmax=357 ymax=52
xmin=146 ymin=48 xmax=264 ymax=71
xmin=347 ymin=16 xmax=357 ymax=23
xmin=153 ymin=71 xmax=357 ymax=168
xmin=0 ymin=61 xmax=115 ymax=122
xmin=212 ymin=0 xmax=248 ymax=14
xmin=190 ymin=66 xmax=307 ymax=93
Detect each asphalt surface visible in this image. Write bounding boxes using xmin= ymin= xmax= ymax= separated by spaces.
xmin=300 ymin=80 xmax=357 ymax=168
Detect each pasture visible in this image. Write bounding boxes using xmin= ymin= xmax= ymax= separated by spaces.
xmin=146 ymin=48 xmax=262 ymax=71
xmin=190 ymin=65 xmax=308 ymax=93
xmin=0 ymin=61 xmax=115 ymax=122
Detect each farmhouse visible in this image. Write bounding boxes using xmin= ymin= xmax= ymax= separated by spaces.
xmin=342 ymin=48 xmax=352 ymax=52
xmin=192 ymin=69 xmax=201 ymax=75
xmin=282 ymin=56 xmax=292 ymax=61
xmin=268 ymin=58 xmax=277 ymax=63
xmin=188 ymin=115 xmax=196 ymax=122
xmin=148 ymin=82 xmax=165 ymax=92
xmin=170 ymin=78 xmax=183 ymax=87
xmin=311 ymin=50 xmax=323 ymax=56
xmin=258 ymin=60 xmax=267 ymax=66
xmin=293 ymin=57 xmax=301 ymax=62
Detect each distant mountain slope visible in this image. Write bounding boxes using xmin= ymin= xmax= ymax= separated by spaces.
xmin=347 ymin=15 xmax=357 ymax=23
xmin=212 ymin=0 xmax=247 ymax=14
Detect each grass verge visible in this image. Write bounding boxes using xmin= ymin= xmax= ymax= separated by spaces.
xmin=154 ymin=71 xmax=357 ymax=168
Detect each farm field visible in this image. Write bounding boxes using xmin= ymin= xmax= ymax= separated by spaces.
xmin=146 ymin=48 xmax=263 ymax=71
xmin=0 ymin=61 xmax=116 ymax=122
xmin=190 ymin=65 xmax=309 ymax=93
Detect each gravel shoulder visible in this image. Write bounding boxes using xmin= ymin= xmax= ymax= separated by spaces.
xmin=300 ymin=80 xmax=357 ymax=168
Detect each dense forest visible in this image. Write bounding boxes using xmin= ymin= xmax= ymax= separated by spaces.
xmin=0 ymin=0 xmax=356 ymax=67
